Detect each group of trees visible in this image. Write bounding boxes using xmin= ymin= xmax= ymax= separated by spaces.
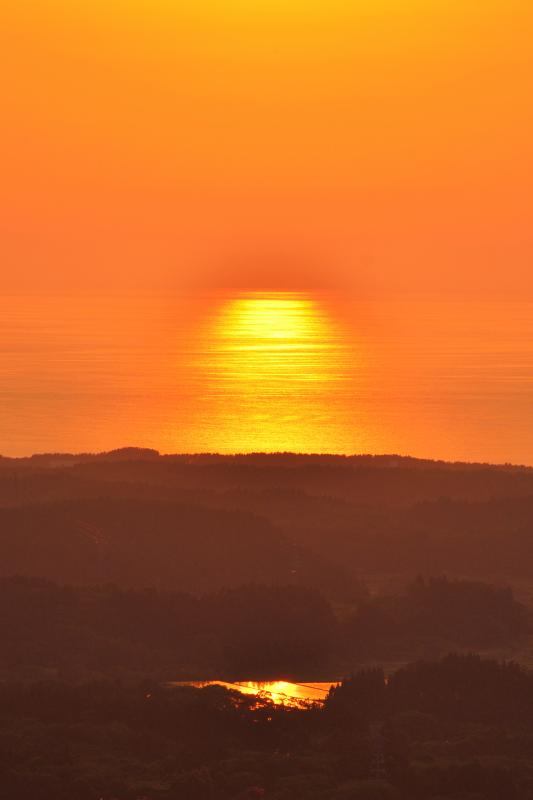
xmin=343 ymin=576 xmax=529 ymax=657
xmin=2 ymin=454 xmax=533 ymax=589
xmin=0 ymin=579 xmax=337 ymax=679
xmin=0 ymin=497 xmax=365 ymax=602
xmin=1 ymin=654 xmax=533 ymax=798
xmin=2 ymin=453 xmax=533 ymax=796
xmin=0 ymin=576 xmax=528 ymax=682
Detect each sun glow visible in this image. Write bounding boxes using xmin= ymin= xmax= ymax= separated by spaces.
xmin=220 ymin=295 xmax=321 ymax=346
xmin=191 ymin=291 xmax=356 ymax=453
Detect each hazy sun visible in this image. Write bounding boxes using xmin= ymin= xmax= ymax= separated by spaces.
xmin=216 ymin=293 xmax=329 ymax=351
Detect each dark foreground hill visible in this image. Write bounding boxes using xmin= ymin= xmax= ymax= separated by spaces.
xmin=2 ymin=653 xmax=533 ymax=799
xmin=2 ymin=452 xmax=533 ymax=797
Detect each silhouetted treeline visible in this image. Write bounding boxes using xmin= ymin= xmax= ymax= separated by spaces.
xmin=308 ymin=494 xmax=533 ymax=578
xmin=2 ymin=450 xmax=533 ymax=508
xmin=2 ymin=654 xmax=533 ymax=798
xmin=0 ymin=576 xmax=527 ymax=682
xmin=0 ymin=498 xmax=365 ymax=601
xmin=2 ymin=454 xmax=533 ymax=590
xmin=0 ymin=579 xmax=337 ymax=680
xmin=4 ymin=491 xmax=533 ymax=598
xmin=3 ymin=447 xmax=531 ymax=468
xmin=343 ymin=576 xmax=529 ymax=658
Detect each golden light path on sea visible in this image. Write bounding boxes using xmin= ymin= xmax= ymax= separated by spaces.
xmin=190 ymin=291 xmax=360 ymax=454
xmin=1 ymin=292 xmax=532 ymax=464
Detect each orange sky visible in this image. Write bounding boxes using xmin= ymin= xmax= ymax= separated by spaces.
xmin=1 ymin=1 xmax=532 ymax=296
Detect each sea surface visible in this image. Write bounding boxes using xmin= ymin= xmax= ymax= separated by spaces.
xmin=1 ymin=292 xmax=532 ymax=465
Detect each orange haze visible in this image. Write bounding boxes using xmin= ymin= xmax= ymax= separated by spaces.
xmin=1 ymin=0 xmax=532 ymax=296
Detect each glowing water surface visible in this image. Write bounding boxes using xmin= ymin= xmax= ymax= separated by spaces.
xmin=190 ymin=291 xmax=357 ymax=453
xmin=170 ymin=680 xmax=338 ymax=706
xmin=1 ymin=291 xmax=532 ymax=463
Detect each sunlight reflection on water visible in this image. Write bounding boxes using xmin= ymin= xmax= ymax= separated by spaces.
xmin=189 ymin=291 xmax=361 ymax=453
xmin=169 ymin=679 xmax=338 ymax=706
xmin=0 ymin=291 xmax=532 ymax=463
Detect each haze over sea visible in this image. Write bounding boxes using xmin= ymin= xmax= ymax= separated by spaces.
xmin=1 ymin=292 xmax=532 ymax=465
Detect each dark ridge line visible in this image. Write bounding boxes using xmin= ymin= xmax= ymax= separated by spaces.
xmin=1 ymin=448 xmax=532 ymax=471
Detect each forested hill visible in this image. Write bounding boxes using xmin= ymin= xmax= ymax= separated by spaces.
xmin=2 ymin=448 xmax=532 ymax=471
xmin=1 ymin=451 xmax=533 ymax=592
xmin=0 ymin=576 xmax=527 ymax=682
xmin=1 ymin=449 xmax=533 ymax=508
xmin=0 ymin=497 xmax=363 ymax=600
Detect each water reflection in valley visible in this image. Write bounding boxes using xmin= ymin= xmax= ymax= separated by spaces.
xmin=170 ymin=680 xmax=339 ymax=706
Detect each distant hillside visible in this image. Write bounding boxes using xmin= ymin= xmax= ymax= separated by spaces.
xmin=0 ymin=497 xmax=364 ymax=600
xmin=0 ymin=576 xmax=526 ymax=682
xmin=1 ymin=447 xmax=532 ymax=471
xmin=2 ymin=450 xmax=533 ymax=510
xmin=1 ymin=451 xmax=533 ymax=589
